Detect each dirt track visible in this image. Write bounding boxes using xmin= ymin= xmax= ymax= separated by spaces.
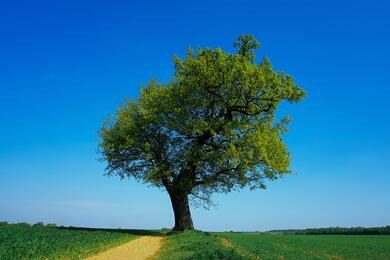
xmin=85 ymin=236 xmax=163 ymax=260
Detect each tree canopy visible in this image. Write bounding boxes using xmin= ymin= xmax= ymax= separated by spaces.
xmin=99 ymin=35 xmax=305 ymax=230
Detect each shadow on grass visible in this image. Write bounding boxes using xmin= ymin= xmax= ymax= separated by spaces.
xmin=57 ymin=226 xmax=166 ymax=236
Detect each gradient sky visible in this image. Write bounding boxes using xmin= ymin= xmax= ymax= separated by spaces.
xmin=0 ymin=0 xmax=389 ymax=231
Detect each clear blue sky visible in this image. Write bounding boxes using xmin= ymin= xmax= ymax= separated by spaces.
xmin=0 ymin=0 xmax=389 ymax=231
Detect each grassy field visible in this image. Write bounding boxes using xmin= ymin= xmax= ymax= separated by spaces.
xmin=156 ymin=230 xmax=244 ymax=259
xmin=218 ymin=233 xmax=390 ymax=259
xmin=157 ymin=231 xmax=390 ymax=259
xmin=2 ymin=222 xmax=390 ymax=259
xmin=0 ymin=222 xmax=139 ymax=259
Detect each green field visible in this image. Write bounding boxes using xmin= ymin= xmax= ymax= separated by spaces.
xmin=156 ymin=230 xmax=244 ymax=259
xmin=156 ymin=231 xmax=390 ymax=259
xmin=1 ymin=222 xmax=390 ymax=259
xmin=218 ymin=233 xmax=390 ymax=259
xmin=0 ymin=222 xmax=139 ymax=259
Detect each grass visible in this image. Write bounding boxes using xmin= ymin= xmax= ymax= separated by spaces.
xmin=219 ymin=232 xmax=390 ymax=259
xmin=155 ymin=230 xmax=244 ymax=259
xmin=156 ymin=230 xmax=390 ymax=259
xmin=2 ymin=222 xmax=390 ymax=259
xmin=0 ymin=222 xmax=141 ymax=259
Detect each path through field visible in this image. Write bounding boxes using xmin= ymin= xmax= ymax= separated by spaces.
xmin=85 ymin=235 xmax=163 ymax=260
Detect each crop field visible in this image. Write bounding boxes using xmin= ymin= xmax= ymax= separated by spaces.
xmin=219 ymin=233 xmax=390 ymax=259
xmin=1 ymin=222 xmax=390 ymax=259
xmin=0 ymin=222 xmax=138 ymax=259
xmin=157 ymin=231 xmax=390 ymax=259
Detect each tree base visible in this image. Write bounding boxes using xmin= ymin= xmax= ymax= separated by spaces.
xmin=169 ymin=192 xmax=194 ymax=232
xmin=172 ymin=225 xmax=194 ymax=232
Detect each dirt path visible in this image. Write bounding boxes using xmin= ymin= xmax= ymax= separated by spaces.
xmin=86 ymin=236 xmax=164 ymax=260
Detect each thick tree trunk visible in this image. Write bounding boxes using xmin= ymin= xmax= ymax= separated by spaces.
xmin=168 ymin=192 xmax=194 ymax=231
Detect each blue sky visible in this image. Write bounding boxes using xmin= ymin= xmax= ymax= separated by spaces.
xmin=0 ymin=0 xmax=389 ymax=231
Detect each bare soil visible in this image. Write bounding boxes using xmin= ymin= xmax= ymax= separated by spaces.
xmin=85 ymin=235 xmax=164 ymax=260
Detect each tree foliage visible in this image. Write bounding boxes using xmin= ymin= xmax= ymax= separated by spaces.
xmin=99 ymin=35 xmax=305 ymax=206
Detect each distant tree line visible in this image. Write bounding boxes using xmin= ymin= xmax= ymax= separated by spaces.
xmin=269 ymin=226 xmax=390 ymax=235
xmin=0 ymin=221 xmax=57 ymax=228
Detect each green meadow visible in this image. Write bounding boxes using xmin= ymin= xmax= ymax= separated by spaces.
xmin=0 ymin=222 xmax=138 ymax=260
xmin=158 ymin=231 xmax=390 ymax=259
xmin=2 ymin=222 xmax=390 ymax=259
xmin=218 ymin=232 xmax=390 ymax=260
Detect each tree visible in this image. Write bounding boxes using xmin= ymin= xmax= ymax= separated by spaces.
xmin=99 ymin=35 xmax=305 ymax=231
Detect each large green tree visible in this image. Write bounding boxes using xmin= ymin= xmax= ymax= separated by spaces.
xmin=99 ymin=35 xmax=305 ymax=231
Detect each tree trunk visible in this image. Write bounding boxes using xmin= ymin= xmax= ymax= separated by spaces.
xmin=168 ymin=192 xmax=194 ymax=231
